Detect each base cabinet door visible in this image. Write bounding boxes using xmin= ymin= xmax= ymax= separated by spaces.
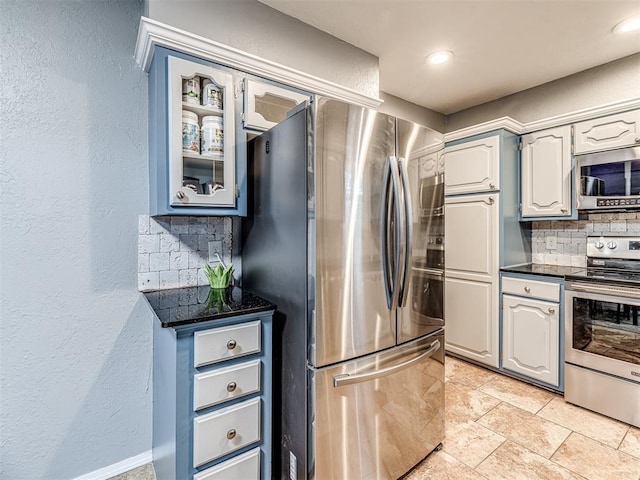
xmin=502 ymin=294 xmax=559 ymax=386
xmin=445 ymin=276 xmax=498 ymax=368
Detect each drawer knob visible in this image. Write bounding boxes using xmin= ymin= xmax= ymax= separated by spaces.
xmin=226 ymin=429 xmax=237 ymax=440
xmin=548 ymin=307 xmax=555 ymax=314
xmin=226 ymin=339 xmax=237 ymax=350
xmin=227 ymin=381 xmax=237 ymax=392
xmin=524 ymin=286 xmax=531 ymax=293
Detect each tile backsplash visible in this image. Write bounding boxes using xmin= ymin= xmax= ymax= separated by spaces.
xmin=138 ymin=215 xmax=234 ymax=291
xmin=531 ymin=212 xmax=640 ymax=266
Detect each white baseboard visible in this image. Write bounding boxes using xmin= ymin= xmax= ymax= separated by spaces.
xmin=72 ymin=451 xmax=153 ymax=480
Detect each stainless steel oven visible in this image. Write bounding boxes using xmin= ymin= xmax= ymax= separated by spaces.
xmin=410 ymin=267 xmax=444 ymax=328
xmin=576 ymin=146 xmax=640 ymax=211
xmin=564 ymin=236 xmax=640 ymax=427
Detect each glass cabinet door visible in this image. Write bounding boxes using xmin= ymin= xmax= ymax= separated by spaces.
xmin=243 ymin=78 xmax=310 ymax=132
xmin=168 ymin=56 xmax=236 ymax=207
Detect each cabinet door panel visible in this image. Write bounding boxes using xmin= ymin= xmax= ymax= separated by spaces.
xmin=444 ymin=136 xmax=500 ymax=195
xmin=574 ymin=110 xmax=640 ymax=155
xmin=502 ymin=294 xmax=559 ymax=386
xmin=168 ymin=56 xmax=237 ymax=208
xmin=521 ymin=126 xmax=572 ymax=218
xmin=243 ymin=78 xmax=310 ymax=131
xmin=445 ymin=276 xmax=498 ymax=368
xmin=444 ymin=194 xmax=498 ymax=280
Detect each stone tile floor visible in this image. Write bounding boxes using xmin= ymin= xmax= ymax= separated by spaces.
xmin=406 ymin=355 xmax=640 ymax=480
xmin=112 ymin=355 xmax=640 ymax=480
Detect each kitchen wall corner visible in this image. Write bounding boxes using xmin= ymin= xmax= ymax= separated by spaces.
xmin=138 ymin=215 xmax=235 ymax=291
xmin=531 ymin=212 xmax=640 ymax=266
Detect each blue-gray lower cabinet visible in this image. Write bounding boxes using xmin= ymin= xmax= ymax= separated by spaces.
xmin=500 ymin=273 xmax=564 ymax=392
xmin=152 ymin=311 xmax=274 ymax=480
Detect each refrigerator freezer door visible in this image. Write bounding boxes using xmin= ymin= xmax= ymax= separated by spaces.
xmin=312 ymin=99 xmax=397 ymax=367
xmin=308 ymin=331 xmax=444 ymax=480
xmin=396 ymin=119 xmax=446 ymax=343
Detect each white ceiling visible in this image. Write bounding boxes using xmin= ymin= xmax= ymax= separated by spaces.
xmin=259 ymin=0 xmax=640 ymax=115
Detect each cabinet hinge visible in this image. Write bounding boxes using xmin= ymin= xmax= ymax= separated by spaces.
xmin=518 ymin=139 xmax=523 ymax=150
xmin=235 ymin=184 xmax=240 ymax=198
xmin=519 ymin=203 xmax=522 ymax=211
xmin=570 ymin=125 xmax=574 ymax=155
xmin=241 ymin=112 xmax=246 ymax=121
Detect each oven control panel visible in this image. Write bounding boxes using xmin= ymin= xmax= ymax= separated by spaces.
xmin=587 ymin=236 xmax=640 ymax=259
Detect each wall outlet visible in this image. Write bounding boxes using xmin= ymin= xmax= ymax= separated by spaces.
xmin=208 ymin=240 xmax=223 ymax=262
xmin=545 ymin=236 xmax=557 ymax=250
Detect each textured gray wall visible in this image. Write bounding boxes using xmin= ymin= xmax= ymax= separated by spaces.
xmin=144 ymin=0 xmax=380 ymax=98
xmin=378 ymin=91 xmax=446 ymax=132
xmin=446 ymin=53 xmax=640 ymax=132
xmin=0 ymin=1 xmax=152 ymax=478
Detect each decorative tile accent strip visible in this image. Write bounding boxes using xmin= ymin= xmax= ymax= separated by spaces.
xmin=531 ymin=213 xmax=640 ymax=266
xmin=138 ymin=215 xmax=233 ymax=291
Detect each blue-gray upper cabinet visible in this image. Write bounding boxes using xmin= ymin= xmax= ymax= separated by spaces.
xmin=520 ymin=125 xmax=575 ymax=220
xmin=149 ymin=48 xmax=245 ymax=216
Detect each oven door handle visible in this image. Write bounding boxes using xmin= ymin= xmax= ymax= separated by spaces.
xmin=567 ymin=282 xmax=640 ymax=300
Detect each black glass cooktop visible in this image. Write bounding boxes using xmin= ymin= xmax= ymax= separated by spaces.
xmin=566 ymin=268 xmax=640 ymax=286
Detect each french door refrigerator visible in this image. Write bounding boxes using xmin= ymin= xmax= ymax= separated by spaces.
xmin=242 ymin=97 xmax=445 ymax=480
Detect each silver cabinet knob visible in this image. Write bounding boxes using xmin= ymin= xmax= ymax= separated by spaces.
xmin=226 ymin=339 xmax=237 ymax=350
xmin=607 ymin=241 xmax=617 ymax=250
xmin=226 ymin=429 xmax=237 ymax=440
xmin=594 ymin=241 xmax=604 ymax=249
xmin=226 ymin=382 xmax=237 ymax=392
xmin=548 ymin=307 xmax=555 ymax=314
xmin=489 ymin=183 xmax=495 ymax=190
xmin=176 ymin=191 xmax=186 ymax=200
xmin=524 ymin=286 xmax=531 ymax=293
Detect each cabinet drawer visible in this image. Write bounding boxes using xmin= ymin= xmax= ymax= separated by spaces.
xmin=193 ymin=397 xmax=261 ymax=467
xmin=194 ymin=359 xmax=261 ymax=411
xmin=502 ymin=276 xmax=559 ymax=302
xmin=194 ymin=321 xmax=261 ymax=367
xmin=193 ymin=447 xmax=260 ymax=480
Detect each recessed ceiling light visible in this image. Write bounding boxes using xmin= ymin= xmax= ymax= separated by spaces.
xmin=426 ymin=51 xmax=454 ymax=65
xmin=613 ymin=15 xmax=640 ymax=33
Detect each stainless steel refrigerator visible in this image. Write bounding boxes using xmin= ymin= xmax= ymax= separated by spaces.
xmin=242 ymin=97 xmax=445 ymax=480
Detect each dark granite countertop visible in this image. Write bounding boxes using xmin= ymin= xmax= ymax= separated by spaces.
xmin=143 ymin=285 xmax=276 ymax=328
xmin=501 ymin=263 xmax=587 ymax=278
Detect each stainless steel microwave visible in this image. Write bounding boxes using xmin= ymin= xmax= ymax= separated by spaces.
xmin=419 ymin=173 xmax=444 ymax=217
xmin=576 ymin=146 xmax=640 ymax=211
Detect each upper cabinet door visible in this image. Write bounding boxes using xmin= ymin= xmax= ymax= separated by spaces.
xmin=243 ymin=78 xmax=310 ymax=132
xmin=521 ymin=125 xmax=572 ymax=218
xmin=574 ymin=110 xmax=640 ymax=155
xmin=168 ymin=56 xmax=237 ymax=208
xmin=444 ymin=135 xmax=500 ymax=195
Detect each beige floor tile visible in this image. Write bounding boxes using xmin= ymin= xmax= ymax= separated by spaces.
xmin=476 ymin=440 xmax=585 ymax=480
xmin=477 ymin=402 xmax=571 ymax=458
xmin=477 ymin=374 xmax=555 ymax=413
xmin=445 ymin=381 xmax=501 ymax=423
xmin=405 ymin=450 xmax=488 ymax=479
xmin=443 ymin=419 xmax=506 ymax=468
xmin=551 ymin=432 xmax=640 ymax=480
xmin=537 ymin=397 xmax=630 ymax=448
xmin=109 ymin=464 xmax=155 ymax=480
xmin=619 ymin=427 xmax=640 ymax=460
xmin=445 ymin=356 xmax=498 ymax=389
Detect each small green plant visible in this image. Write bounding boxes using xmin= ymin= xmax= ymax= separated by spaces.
xmin=204 ymin=262 xmax=234 ymax=289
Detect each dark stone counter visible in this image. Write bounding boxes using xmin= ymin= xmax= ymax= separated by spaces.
xmin=143 ymin=285 xmax=276 ymax=328
xmin=501 ymin=263 xmax=587 ymax=278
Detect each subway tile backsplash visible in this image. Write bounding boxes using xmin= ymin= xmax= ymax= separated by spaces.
xmin=138 ymin=215 xmax=233 ymax=291
xmin=531 ymin=212 xmax=640 ymax=267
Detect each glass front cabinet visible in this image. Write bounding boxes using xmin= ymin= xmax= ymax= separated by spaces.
xmin=148 ymin=47 xmax=311 ymax=216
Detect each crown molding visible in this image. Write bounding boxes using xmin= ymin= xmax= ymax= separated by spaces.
xmin=445 ymin=98 xmax=640 ymax=142
xmin=134 ymin=17 xmax=382 ymax=109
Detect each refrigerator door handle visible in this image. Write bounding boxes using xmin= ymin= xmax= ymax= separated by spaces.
xmin=397 ymin=157 xmax=412 ymax=307
xmin=381 ymin=156 xmax=402 ymax=310
xmin=332 ymin=339 xmax=441 ymax=387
